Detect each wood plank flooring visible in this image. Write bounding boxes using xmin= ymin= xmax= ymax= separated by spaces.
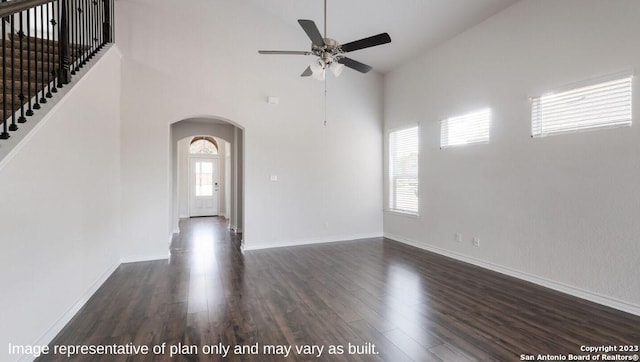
xmin=39 ymin=217 xmax=640 ymax=361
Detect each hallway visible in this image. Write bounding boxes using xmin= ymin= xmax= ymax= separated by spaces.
xmin=40 ymin=217 xmax=639 ymax=361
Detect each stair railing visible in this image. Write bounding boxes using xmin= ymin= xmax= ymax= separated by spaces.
xmin=0 ymin=0 xmax=113 ymax=140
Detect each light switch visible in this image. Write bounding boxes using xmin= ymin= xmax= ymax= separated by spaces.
xmin=270 ymin=175 xmax=278 ymax=181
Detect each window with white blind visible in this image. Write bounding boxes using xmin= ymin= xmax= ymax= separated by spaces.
xmin=531 ymin=73 xmax=633 ymax=137
xmin=389 ymin=126 xmax=419 ymax=215
xmin=440 ymin=108 xmax=491 ymax=148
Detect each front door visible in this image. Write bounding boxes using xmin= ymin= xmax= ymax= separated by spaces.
xmin=189 ymin=157 xmax=219 ymax=217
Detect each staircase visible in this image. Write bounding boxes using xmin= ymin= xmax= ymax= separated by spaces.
xmin=0 ymin=34 xmax=86 ymax=123
xmin=0 ymin=0 xmax=113 ymax=142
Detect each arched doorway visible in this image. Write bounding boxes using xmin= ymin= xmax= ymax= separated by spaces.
xmin=170 ymin=117 xmax=244 ymax=245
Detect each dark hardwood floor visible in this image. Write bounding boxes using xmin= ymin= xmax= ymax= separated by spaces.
xmin=40 ymin=217 xmax=640 ymax=361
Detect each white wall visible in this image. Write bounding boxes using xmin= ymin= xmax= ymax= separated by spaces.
xmin=0 ymin=47 xmax=122 ymax=360
xmin=384 ymin=0 xmax=640 ymax=314
xmin=116 ymin=0 xmax=384 ymax=253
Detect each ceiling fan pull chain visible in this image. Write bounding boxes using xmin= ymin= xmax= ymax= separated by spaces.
xmin=324 ymin=78 xmax=327 ymax=126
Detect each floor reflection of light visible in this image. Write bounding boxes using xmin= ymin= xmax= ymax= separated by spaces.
xmin=383 ymin=263 xmax=430 ymax=340
xmin=176 ymin=217 xmax=246 ymax=324
xmin=191 ymin=224 xmax=216 ymax=275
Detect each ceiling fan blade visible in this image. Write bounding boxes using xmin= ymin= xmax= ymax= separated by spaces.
xmin=301 ymin=66 xmax=313 ymax=77
xmin=337 ymin=57 xmax=372 ymax=73
xmin=258 ymin=50 xmax=312 ymax=55
xmin=340 ymin=33 xmax=391 ymax=53
xmin=298 ymin=19 xmax=325 ymax=47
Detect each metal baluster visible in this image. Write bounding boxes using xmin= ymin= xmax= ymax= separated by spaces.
xmin=84 ymin=0 xmax=88 ymax=63
xmin=101 ymin=0 xmax=106 ymax=45
xmin=9 ymin=12 xmax=17 ymax=131
xmin=51 ymin=1 xmax=57 ymax=93
xmin=39 ymin=4 xmax=46 ymax=104
xmin=95 ymin=0 xmax=99 ymax=49
xmin=87 ymin=0 xmax=90 ymax=57
xmin=32 ymin=7 xmax=40 ymax=110
xmin=79 ymin=0 xmax=84 ymax=68
xmin=26 ymin=8 xmax=34 ymax=115
xmin=98 ymin=0 xmax=102 ymax=48
xmin=70 ymin=0 xmax=74 ymax=74
xmin=56 ymin=0 xmax=62 ymax=88
xmin=72 ymin=0 xmax=78 ymax=73
xmin=102 ymin=0 xmax=106 ymax=45
xmin=80 ymin=0 xmax=87 ymax=68
xmin=91 ymin=0 xmax=96 ymax=57
xmin=103 ymin=0 xmax=111 ymax=44
xmin=18 ymin=11 xmax=26 ymax=123
xmin=45 ymin=2 xmax=52 ymax=98
xmin=58 ymin=0 xmax=70 ymax=86
xmin=1 ymin=15 xmax=9 ymax=139
xmin=87 ymin=0 xmax=92 ymax=58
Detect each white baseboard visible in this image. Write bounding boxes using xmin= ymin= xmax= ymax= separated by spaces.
xmin=22 ymin=260 xmax=121 ymax=362
xmin=384 ymin=233 xmax=640 ymax=317
xmin=119 ymin=254 xmax=169 ymax=264
xmin=243 ymin=232 xmax=383 ymax=251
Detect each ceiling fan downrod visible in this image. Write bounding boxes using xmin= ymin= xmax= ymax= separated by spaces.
xmin=324 ymin=0 xmax=327 ymax=39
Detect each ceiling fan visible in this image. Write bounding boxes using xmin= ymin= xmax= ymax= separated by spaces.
xmin=258 ymin=0 xmax=391 ymax=80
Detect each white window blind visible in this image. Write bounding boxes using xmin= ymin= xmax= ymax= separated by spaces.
xmin=440 ymin=108 xmax=491 ymax=148
xmin=531 ymin=74 xmax=633 ymax=137
xmin=389 ymin=126 xmax=419 ymax=215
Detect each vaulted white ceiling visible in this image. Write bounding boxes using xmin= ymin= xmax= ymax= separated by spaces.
xmin=249 ymin=0 xmax=519 ymax=74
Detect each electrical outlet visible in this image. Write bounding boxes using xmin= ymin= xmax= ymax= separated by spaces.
xmin=472 ymin=237 xmax=480 ymax=247
xmin=455 ymin=233 xmax=462 ymax=242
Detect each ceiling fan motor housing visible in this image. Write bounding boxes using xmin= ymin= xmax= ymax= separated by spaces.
xmin=312 ymin=38 xmax=342 ymax=66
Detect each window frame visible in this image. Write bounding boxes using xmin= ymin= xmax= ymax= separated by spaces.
xmin=440 ymin=108 xmax=492 ymax=149
xmin=387 ymin=125 xmax=420 ymax=216
xmin=530 ymin=71 xmax=633 ymax=138
xmin=189 ymin=136 xmax=219 ymax=155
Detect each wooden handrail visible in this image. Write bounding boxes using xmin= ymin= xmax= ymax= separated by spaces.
xmin=0 ymin=0 xmax=56 ymax=18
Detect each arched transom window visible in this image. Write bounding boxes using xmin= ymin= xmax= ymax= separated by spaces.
xmin=190 ymin=136 xmax=218 ymax=155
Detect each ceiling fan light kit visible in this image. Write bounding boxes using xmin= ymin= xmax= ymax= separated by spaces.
xmin=329 ymin=62 xmax=344 ymax=77
xmin=307 ymin=58 xmax=344 ymax=80
xmin=258 ymin=0 xmax=391 ymax=80
xmin=309 ymin=59 xmax=326 ymax=80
